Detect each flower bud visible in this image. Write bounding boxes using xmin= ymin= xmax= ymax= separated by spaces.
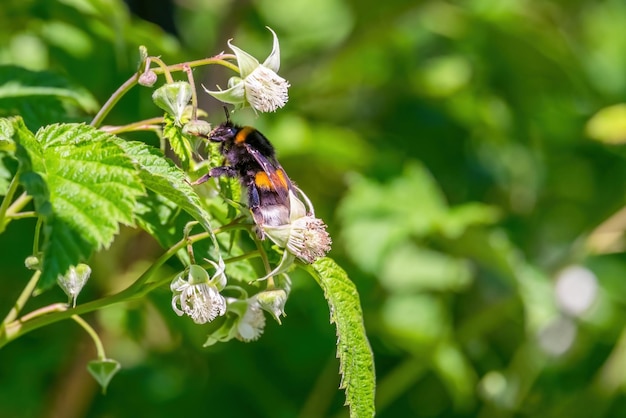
xmin=24 ymin=255 xmax=40 ymax=270
xmin=57 ymin=263 xmax=92 ymax=307
xmin=138 ymin=70 xmax=157 ymax=87
xmin=170 ymin=263 xmax=227 ymax=324
xmin=152 ymin=81 xmax=192 ymax=124
xmin=256 ymin=289 xmax=288 ymax=324
xmin=182 ymin=120 xmax=212 ymax=137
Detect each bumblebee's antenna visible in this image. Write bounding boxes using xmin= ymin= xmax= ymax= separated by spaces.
xmin=223 ymin=106 xmax=231 ymax=124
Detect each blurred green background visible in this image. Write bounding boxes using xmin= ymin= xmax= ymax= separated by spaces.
xmin=3 ymin=0 xmax=626 ymax=417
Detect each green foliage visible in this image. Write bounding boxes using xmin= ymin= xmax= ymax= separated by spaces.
xmin=3 ymin=0 xmax=626 ymax=417
xmin=0 ymin=66 xmax=99 ymax=130
xmin=14 ymin=121 xmax=145 ymax=288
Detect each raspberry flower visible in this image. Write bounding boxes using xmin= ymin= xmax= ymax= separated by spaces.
xmin=204 ymin=27 xmax=290 ymax=112
xmin=202 ymin=296 xmax=268 ymax=346
xmin=264 ymin=189 xmax=331 ymax=261
xmin=258 ymin=189 xmax=332 ymax=279
xmin=171 ymin=263 xmax=227 ymax=324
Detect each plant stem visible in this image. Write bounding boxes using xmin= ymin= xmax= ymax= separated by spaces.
xmin=33 ymin=217 xmax=43 ymax=255
xmin=72 ymin=315 xmax=106 ymax=359
xmin=90 ymin=74 xmax=138 ymax=128
xmin=90 ymin=54 xmax=238 ymax=128
xmin=0 ymin=175 xmax=20 ymax=232
xmin=5 ymin=211 xmax=37 ymax=220
xmin=183 ymin=64 xmax=199 ymax=120
xmin=148 ymin=56 xmax=175 ymax=84
xmin=2 ymin=270 xmax=41 ymax=325
xmin=99 ymin=117 xmax=164 ymax=135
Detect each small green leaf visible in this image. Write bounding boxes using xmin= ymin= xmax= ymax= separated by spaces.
xmin=87 ymin=358 xmax=121 ymax=394
xmin=309 ymin=258 xmax=376 ymax=418
xmin=162 ymin=113 xmax=194 ymax=170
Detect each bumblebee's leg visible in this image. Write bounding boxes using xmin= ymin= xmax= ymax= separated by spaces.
xmin=248 ymin=184 xmax=267 ymax=239
xmin=210 ymin=166 xmax=238 ymax=178
xmin=190 ymin=166 xmax=237 ymax=185
xmin=190 ymin=173 xmax=211 ymax=185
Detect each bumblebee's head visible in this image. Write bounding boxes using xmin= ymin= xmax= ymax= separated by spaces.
xmin=208 ymin=121 xmax=237 ymax=143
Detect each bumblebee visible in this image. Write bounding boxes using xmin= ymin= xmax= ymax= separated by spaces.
xmin=193 ymin=121 xmax=294 ymax=238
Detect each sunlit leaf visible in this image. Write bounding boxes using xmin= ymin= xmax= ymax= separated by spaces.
xmin=586 ymin=103 xmax=626 ymax=144
xmin=14 ymin=123 xmax=144 ymax=289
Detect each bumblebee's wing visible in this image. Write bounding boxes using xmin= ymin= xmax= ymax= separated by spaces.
xmin=245 ymin=143 xmax=292 ymax=202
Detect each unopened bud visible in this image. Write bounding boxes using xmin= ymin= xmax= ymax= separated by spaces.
xmin=256 ymin=289 xmax=288 ymax=324
xmin=152 ymin=81 xmax=192 ymax=124
xmin=138 ymin=70 xmax=158 ymax=87
xmin=182 ymin=120 xmax=212 ymax=137
xmin=57 ymin=264 xmax=92 ymax=307
xmin=25 ymin=255 xmax=40 ymax=270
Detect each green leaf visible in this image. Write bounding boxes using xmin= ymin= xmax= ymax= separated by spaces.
xmin=87 ymin=358 xmax=121 ymax=394
xmin=0 ymin=65 xmax=99 ymax=130
xmin=309 ymin=258 xmax=376 ymax=418
xmin=15 ymin=123 xmax=144 ymax=289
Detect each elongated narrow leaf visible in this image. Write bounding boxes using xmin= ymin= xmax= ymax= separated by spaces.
xmin=115 ymin=140 xmax=214 ymax=234
xmin=15 ymin=123 xmax=144 ymax=289
xmin=310 ymin=257 xmax=376 ymax=418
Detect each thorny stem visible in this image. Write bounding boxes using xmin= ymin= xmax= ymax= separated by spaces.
xmin=90 ymin=54 xmax=238 ymax=128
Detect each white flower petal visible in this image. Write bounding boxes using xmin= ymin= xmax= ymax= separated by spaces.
xmin=262 ymin=27 xmax=281 ymax=73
